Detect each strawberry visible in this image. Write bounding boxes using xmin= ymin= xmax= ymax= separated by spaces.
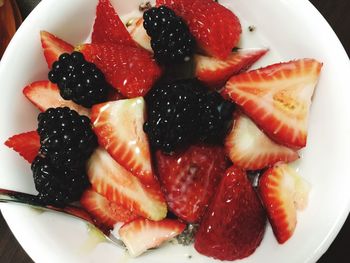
xmin=225 ymin=113 xmax=299 ymax=170
xmin=194 ymin=166 xmax=266 ymax=261
xmin=119 ymin=218 xmax=185 ymax=257
xmin=77 ymin=43 xmax=162 ymax=98
xmin=92 ymin=0 xmax=136 ymax=46
xmin=128 ymin=18 xmax=152 ymax=52
xmin=87 ymin=147 xmax=167 ymax=221
xmin=40 ymin=31 xmax=74 ymax=69
xmin=23 ymin=81 xmax=90 ymax=116
xmin=158 ymin=0 xmax=242 ymax=59
xmin=80 ymin=188 xmax=138 ymax=229
xmin=222 ymin=59 xmax=323 ymax=149
xmin=259 ymin=163 xmax=310 ymax=244
xmin=91 ymin=98 xmax=157 ymax=188
xmin=195 ymin=48 xmax=268 ymax=89
xmin=4 ymin=131 xmax=40 ymax=163
xmin=156 ymin=145 xmax=228 ymax=223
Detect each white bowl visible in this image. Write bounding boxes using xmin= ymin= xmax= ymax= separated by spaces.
xmin=1 ymin=0 xmax=350 ymax=262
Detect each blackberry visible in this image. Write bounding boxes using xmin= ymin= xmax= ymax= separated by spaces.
xmin=37 ymin=107 xmax=97 ymax=169
xmin=48 ymin=52 xmax=110 ymax=108
xmin=144 ymin=79 xmax=235 ymax=153
xmin=32 ymin=156 xmax=89 ymax=207
xmin=143 ymin=6 xmax=195 ymax=64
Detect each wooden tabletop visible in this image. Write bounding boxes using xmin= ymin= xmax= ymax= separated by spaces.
xmin=1 ymin=0 xmax=350 ymax=262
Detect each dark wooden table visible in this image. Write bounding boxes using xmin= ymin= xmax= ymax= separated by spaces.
xmin=1 ymin=0 xmax=350 ymax=262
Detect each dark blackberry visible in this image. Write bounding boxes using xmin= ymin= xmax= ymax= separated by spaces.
xmin=143 ymin=6 xmax=195 ymax=64
xmin=48 ymin=52 xmax=110 ymax=108
xmin=37 ymin=107 xmax=97 ymax=169
xmin=32 ymin=156 xmax=89 ymax=207
xmin=144 ymin=79 xmax=235 ymax=153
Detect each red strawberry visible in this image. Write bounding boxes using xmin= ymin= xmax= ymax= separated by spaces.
xmin=194 ymin=166 xmax=266 ymax=261
xmin=40 ymin=31 xmax=74 ymax=69
xmin=225 ymin=113 xmax=299 ymax=170
xmin=80 ymin=189 xmax=138 ymax=229
xmin=259 ymin=163 xmax=310 ymax=244
xmin=158 ymin=0 xmax=242 ymax=59
xmin=128 ymin=18 xmax=152 ymax=52
xmin=91 ymin=98 xmax=156 ymax=188
xmin=4 ymin=131 xmax=40 ymax=163
xmin=195 ymin=48 xmax=268 ymax=89
xmin=222 ymin=59 xmax=323 ymax=149
xmin=87 ymin=147 xmax=167 ymax=221
xmin=23 ymin=81 xmax=90 ymax=116
xmin=119 ymin=218 xmax=185 ymax=257
xmin=92 ymin=0 xmax=136 ymax=46
xmin=156 ymin=145 xmax=228 ymax=223
xmin=78 ymin=43 xmax=162 ymax=98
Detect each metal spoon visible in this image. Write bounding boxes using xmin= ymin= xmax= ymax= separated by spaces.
xmin=0 ymin=188 xmax=125 ymax=248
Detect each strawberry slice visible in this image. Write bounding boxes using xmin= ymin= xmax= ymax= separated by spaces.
xmin=23 ymin=81 xmax=90 ymax=116
xmin=91 ymin=98 xmax=156 ymax=188
xmin=40 ymin=31 xmax=74 ymax=69
xmin=259 ymin=163 xmax=310 ymax=244
xmin=78 ymin=43 xmax=162 ymax=98
xmin=87 ymin=147 xmax=167 ymax=221
xmin=194 ymin=166 xmax=266 ymax=261
xmin=119 ymin=218 xmax=185 ymax=257
xmin=222 ymin=59 xmax=323 ymax=149
xmin=92 ymin=0 xmax=136 ymax=46
xmin=128 ymin=18 xmax=152 ymax=52
xmin=195 ymin=48 xmax=268 ymax=89
xmin=156 ymin=144 xmax=228 ymax=223
xmin=158 ymin=0 xmax=242 ymax=59
xmin=225 ymin=113 xmax=299 ymax=170
xmin=4 ymin=131 xmax=40 ymax=163
xmin=80 ymin=188 xmax=138 ymax=229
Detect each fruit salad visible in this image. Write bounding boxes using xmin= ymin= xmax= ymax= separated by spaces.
xmin=4 ymin=0 xmax=322 ymax=261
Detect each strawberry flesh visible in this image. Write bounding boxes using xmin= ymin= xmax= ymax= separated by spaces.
xmin=4 ymin=131 xmax=40 ymax=163
xmin=92 ymin=0 xmax=136 ymax=46
xmin=225 ymin=113 xmax=299 ymax=170
xmin=78 ymin=43 xmax=162 ymax=98
xmin=40 ymin=31 xmax=73 ymax=69
xmin=194 ymin=165 xmax=266 ymax=261
xmin=80 ymin=188 xmax=138 ymax=229
xmin=259 ymin=163 xmax=310 ymax=244
xmin=23 ymin=81 xmax=90 ymax=116
xmin=222 ymin=59 xmax=323 ymax=149
xmin=119 ymin=218 xmax=185 ymax=257
xmin=156 ymin=145 xmax=228 ymax=223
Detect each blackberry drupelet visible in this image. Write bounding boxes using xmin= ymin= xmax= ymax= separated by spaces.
xmin=144 ymin=79 xmax=235 ymax=153
xmin=37 ymin=107 xmax=97 ymax=168
xmin=48 ymin=51 xmax=110 ymax=108
xmin=32 ymin=156 xmax=89 ymax=207
xmin=143 ymin=6 xmax=195 ymax=64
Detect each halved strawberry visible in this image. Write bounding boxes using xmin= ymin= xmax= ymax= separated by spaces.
xmin=23 ymin=81 xmax=90 ymax=116
xmin=128 ymin=18 xmax=152 ymax=52
xmin=158 ymin=0 xmax=242 ymax=59
xmin=119 ymin=218 xmax=185 ymax=257
xmin=80 ymin=188 xmax=138 ymax=229
xmin=92 ymin=0 xmax=136 ymax=46
xmin=87 ymin=147 xmax=167 ymax=221
xmin=222 ymin=59 xmax=323 ymax=149
xmin=40 ymin=31 xmax=74 ymax=69
xmin=156 ymin=144 xmax=228 ymax=223
xmin=4 ymin=131 xmax=40 ymax=163
xmin=195 ymin=48 xmax=268 ymax=89
xmin=259 ymin=163 xmax=310 ymax=244
xmin=194 ymin=165 xmax=266 ymax=261
xmin=225 ymin=113 xmax=299 ymax=170
xmin=91 ymin=98 xmax=156 ymax=188
xmin=77 ymin=43 xmax=162 ymax=98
